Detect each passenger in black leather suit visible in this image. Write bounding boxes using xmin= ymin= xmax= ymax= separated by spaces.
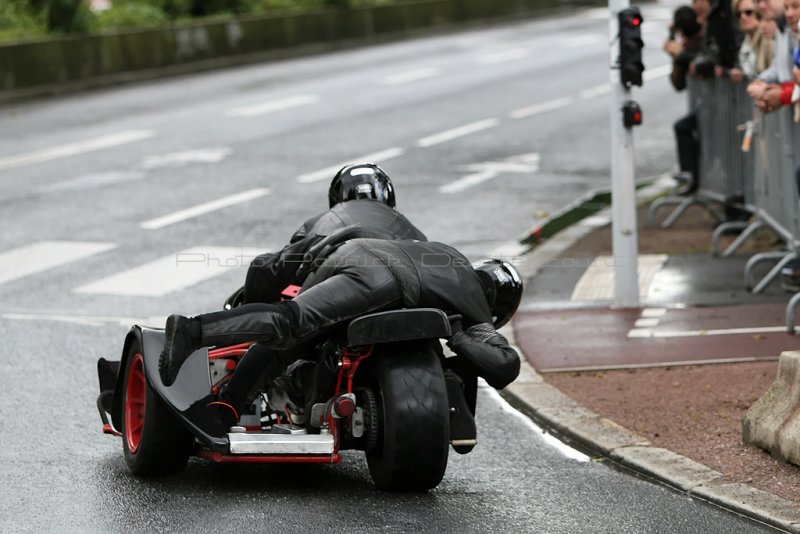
xmin=159 ymin=239 xmax=523 ymax=444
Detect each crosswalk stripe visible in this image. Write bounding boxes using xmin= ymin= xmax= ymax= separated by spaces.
xmin=0 ymin=241 xmax=117 ymax=286
xmin=73 ymin=247 xmax=263 ymax=297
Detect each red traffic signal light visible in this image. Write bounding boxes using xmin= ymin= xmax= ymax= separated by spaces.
xmin=618 ymin=7 xmax=645 ymax=88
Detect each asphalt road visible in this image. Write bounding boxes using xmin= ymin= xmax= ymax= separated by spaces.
xmin=0 ymin=1 xmax=784 ymax=532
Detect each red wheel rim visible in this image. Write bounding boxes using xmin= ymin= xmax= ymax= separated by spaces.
xmin=125 ymin=353 xmax=147 ymax=453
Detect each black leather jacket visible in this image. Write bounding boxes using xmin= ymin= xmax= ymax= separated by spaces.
xmin=244 ymin=200 xmax=427 ymax=304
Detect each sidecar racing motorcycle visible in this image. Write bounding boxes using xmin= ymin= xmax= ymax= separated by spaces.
xmin=96 ymin=287 xmax=473 ymax=492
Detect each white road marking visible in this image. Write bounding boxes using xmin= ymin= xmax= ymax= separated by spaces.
xmin=643 ymin=64 xmax=672 ymax=81
xmin=486 ymin=387 xmax=589 ymax=462
xmin=74 ymin=246 xmax=264 ymax=297
xmin=475 ymin=48 xmax=529 ymax=65
xmin=142 ymin=146 xmax=232 ymax=170
xmin=628 ymin=325 xmax=788 ymax=339
xmin=634 ymin=318 xmax=660 ymax=328
xmin=509 ymin=97 xmax=573 ymax=120
xmin=440 ymin=153 xmax=539 ymax=194
xmin=0 ymin=130 xmax=156 ymax=171
xmin=561 ymin=34 xmax=606 ymax=48
xmin=579 ymin=84 xmax=610 ymax=99
xmin=571 ymin=254 xmax=668 ymax=301
xmin=417 ymin=119 xmax=499 ymax=148
xmin=641 ymin=308 xmax=667 ymax=318
xmin=0 ymin=241 xmax=117 ymax=286
xmin=39 ymin=171 xmax=145 ymax=193
xmin=379 ymin=67 xmax=439 ymax=85
xmin=0 ymin=312 xmax=165 ymax=328
xmin=141 ymin=188 xmax=270 ymax=230
xmin=296 ymin=148 xmax=404 ymax=183
xmin=225 ymin=95 xmax=319 ymax=117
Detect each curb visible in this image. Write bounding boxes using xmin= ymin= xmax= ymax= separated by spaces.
xmin=503 ymin=176 xmax=800 ymax=532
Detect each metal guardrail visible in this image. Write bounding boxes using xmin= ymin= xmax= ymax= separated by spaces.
xmin=647 ymin=77 xmax=800 ymax=331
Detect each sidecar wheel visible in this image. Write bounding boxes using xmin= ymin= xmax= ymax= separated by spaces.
xmin=121 ymin=340 xmax=193 ymax=476
xmin=366 ymin=342 xmax=449 ymax=491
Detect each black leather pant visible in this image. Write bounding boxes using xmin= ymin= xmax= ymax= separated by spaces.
xmin=198 ymin=248 xmax=405 ymax=408
xmin=674 ymin=111 xmax=699 ymax=186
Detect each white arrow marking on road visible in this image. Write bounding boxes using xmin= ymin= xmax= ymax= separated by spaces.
xmin=142 ymin=146 xmax=232 ymax=170
xmin=380 ymin=67 xmax=439 ymax=85
xmin=0 ymin=130 xmax=156 ymax=171
xmin=0 ymin=241 xmax=117 ymax=286
xmin=417 ymin=119 xmax=499 ymax=148
xmin=140 ymin=188 xmax=270 ymax=230
xmin=225 ymin=95 xmax=319 ymax=117
xmin=510 ymin=97 xmax=573 ymax=120
xmin=475 ymin=48 xmax=528 ymax=65
xmin=439 ymin=153 xmax=540 ymax=194
xmin=296 ymin=148 xmax=405 ymax=183
xmin=74 ymin=246 xmax=264 ymax=296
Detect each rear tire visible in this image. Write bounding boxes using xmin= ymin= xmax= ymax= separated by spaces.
xmin=121 ymin=339 xmax=193 ymax=476
xmin=365 ymin=342 xmax=449 ymax=491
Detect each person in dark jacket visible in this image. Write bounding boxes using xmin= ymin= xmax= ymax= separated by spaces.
xmin=242 ymin=162 xmax=427 ymax=305
xmin=158 ymin=239 xmax=523 ymax=447
xmin=664 ymin=5 xmax=705 ymax=194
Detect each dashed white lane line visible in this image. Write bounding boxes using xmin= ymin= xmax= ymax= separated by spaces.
xmin=416 ymin=119 xmax=499 ymax=148
xmin=475 ymin=48 xmax=529 ymax=65
xmin=0 ymin=241 xmax=117 ymax=286
xmin=296 ymin=148 xmax=405 ymax=183
xmin=509 ymin=97 xmax=573 ymax=120
xmin=74 ymin=246 xmax=264 ymax=297
xmin=579 ymin=84 xmax=611 ymax=100
xmin=225 ymin=95 xmax=319 ymax=117
xmin=140 ymin=188 xmax=270 ymax=230
xmin=0 ymin=130 xmax=156 ymax=171
xmin=379 ymin=67 xmax=439 ymax=85
xmin=0 ymin=312 xmax=165 ymax=328
xmin=142 ymin=147 xmax=232 ymax=170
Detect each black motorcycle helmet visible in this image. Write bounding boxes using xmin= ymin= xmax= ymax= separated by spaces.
xmin=328 ymin=163 xmax=396 ymax=209
xmin=474 ymin=259 xmax=523 ymax=329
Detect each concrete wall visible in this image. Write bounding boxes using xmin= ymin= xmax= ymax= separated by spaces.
xmin=0 ymin=0 xmax=600 ymax=101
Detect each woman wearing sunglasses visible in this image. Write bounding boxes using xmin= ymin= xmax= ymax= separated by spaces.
xmin=729 ymin=0 xmax=775 ymax=81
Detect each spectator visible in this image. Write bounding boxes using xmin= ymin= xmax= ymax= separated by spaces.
xmin=729 ymin=0 xmax=774 ymax=81
xmin=692 ymin=0 xmax=741 ymax=78
xmin=747 ymin=0 xmax=798 ymax=112
xmin=664 ymin=5 xmax=705 ymax=193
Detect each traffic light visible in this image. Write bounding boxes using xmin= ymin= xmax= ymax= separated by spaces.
xmin=618 ymin=7 xmax=644 ymax=88
xmin=622 ymin=100 xmax=642 ymax=127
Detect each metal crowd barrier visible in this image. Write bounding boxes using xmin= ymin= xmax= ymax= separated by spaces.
xmin=646 ymin=77 xmax=800 ymax=331
xmin=648 ymin=77 xmax=753 ymax=229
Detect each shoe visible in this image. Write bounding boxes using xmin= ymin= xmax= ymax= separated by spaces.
xmin=159 ymin=314 xmax=198 ymax=386
xmin=185 ymin=395 xmax=239 ymax=437
xmin=445 ymin=370 xmax=477 ymax=454
xmin=673 ymin=172 xmax=698 ymax=196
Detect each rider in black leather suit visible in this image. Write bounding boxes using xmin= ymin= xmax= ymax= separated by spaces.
xmin=159 ymin=238 xmax=523 ymax=444
xmin=243 ymin=162 xmax=426 ymax=304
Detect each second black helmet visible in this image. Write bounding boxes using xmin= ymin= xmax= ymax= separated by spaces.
xmin=328 ymin=163 xmax=396 ymax=209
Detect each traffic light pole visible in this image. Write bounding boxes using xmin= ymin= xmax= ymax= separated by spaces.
xmin=609 ymin=0 xmax=640 ymax=307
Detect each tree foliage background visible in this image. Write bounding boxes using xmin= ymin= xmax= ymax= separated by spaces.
xmin=0 ymin=0 xmax=394 ymax=40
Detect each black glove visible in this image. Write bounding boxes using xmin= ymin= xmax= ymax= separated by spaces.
xmin=446 ymin=324 xmax=520 ymax=390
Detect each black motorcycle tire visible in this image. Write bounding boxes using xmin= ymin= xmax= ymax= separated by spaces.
xmin=121 ymin=339 xmax=193 ymax=476
xmin=365 ymin=341 xmax=450 ymax=491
